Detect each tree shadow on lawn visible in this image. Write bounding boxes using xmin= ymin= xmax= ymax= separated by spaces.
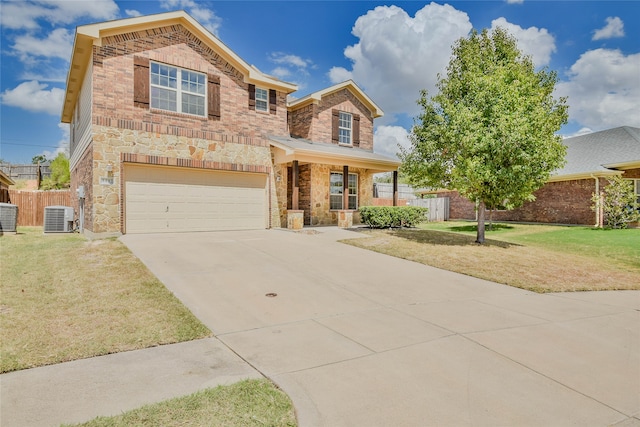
xmin=445 ymin=223 xmax=515 ymax=233
xmin=387 ymin=228 xmax=519 ymax=249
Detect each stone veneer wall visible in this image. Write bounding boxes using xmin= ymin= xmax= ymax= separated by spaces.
xmin=308 ymin=164 xmax=373 ymax=226
xmin=289 ymin=89 xmax=374 ymax=151
xmin=91 ymin=126 xmax=273 ymax=233
xmin=70 ymin=144 xmax=94 ymax=231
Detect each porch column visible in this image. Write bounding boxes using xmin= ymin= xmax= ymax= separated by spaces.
xmin=343 ymin=165 xmax=349 ymax=210
xmin=292 ymin=160 xmax=299 ymax=210
xmin=393 ymin=170 xmax=398 ymax=206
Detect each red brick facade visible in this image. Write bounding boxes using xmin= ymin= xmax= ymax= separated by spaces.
xmin=439 ymin=168 xmax=640 ymax=226
xmin=93 ymin=24 xmax=288 ymax=139
xmin=289 ymin=89 xmax=374 ymax=151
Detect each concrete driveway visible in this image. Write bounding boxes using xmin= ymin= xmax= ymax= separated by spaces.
xmin=121 ymin=227 xmax=640 ymax=426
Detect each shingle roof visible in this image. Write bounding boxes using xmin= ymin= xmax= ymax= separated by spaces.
xmin=555 ymin=126 xmax=640 ymax=178
xmin=268 ymin=135 xmax=400 ymax=171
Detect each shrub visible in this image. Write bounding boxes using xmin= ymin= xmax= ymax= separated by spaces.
xmin=359 ymin=206 xmax=428 ymax=228
xmin=592 ymin=176 xmax=640 ymax=229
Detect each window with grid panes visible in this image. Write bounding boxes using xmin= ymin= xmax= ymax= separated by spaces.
xmin=150 ymin=62 xmax=206 ymax=117
xmin=338 ymin=112 xmax=352 ymax=145
xmin=329 ymin=172 xmax=358 ymax=209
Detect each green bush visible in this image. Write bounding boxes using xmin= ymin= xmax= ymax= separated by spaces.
xmin=359 ymin=206 xmax=428 ymax=228
xmin=591 ymin=176 xmax=640 ymax=229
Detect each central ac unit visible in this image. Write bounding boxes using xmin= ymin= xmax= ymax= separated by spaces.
xmin=0 ymin=202 xmax=18 ymax=233
xmin=44 ymin=206 xmax=74 ymax=233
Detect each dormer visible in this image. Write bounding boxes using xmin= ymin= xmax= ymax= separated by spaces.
xmin=287 ymin=80 xmax=383 ymax=151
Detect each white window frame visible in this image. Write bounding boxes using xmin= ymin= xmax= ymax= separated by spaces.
xmin=255 ymin=87 xmax=268 ymax=112
xmin=150 ymin=62 xmax=206 ymax=117
xmin=338 ymin=112 xmax=352 ymax=145
xmin=329 ymin=172 xmax=358 ymax=210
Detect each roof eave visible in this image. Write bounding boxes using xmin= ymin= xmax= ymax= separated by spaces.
xmin=548 ymin=170 xmax=623 ymax=182
xmin=601 ymin=160 xmax=640 ymax=170
xmin=270 ymin=141 xmax=400 ymax=173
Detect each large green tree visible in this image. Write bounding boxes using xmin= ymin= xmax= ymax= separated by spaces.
xmin=400 ymin=28 xmax=568 ymax=243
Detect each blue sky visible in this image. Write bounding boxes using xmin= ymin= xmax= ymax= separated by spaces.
xmin=1 ymin=0 xmax=638 ymax=163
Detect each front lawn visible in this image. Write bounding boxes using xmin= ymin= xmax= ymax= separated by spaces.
xmin=0 ymin=227 xmax=211 ymax=373
xmin=343 ymin=221 xmax=640 ymax=293
xmin=64 ymin=379 xmax=296 ymax=427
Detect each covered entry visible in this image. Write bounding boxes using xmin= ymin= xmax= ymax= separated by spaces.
xmin=124 ymin=165 xmax=267 ymax=233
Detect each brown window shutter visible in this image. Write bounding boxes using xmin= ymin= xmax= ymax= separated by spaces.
xmin=133 ymin=56 xmax=150 ymax=108
xmin=248 ymin=84 xmax=256 ymax=110
xmin=269 ymin=89 xmax=277 ymax=114
xmin=353 ymin=114 xmax=360 ymax=147
xmin=331 ymin=109 xmax=339 ymax=144
xmin=208 ymin=74 xmax=221 ymax=120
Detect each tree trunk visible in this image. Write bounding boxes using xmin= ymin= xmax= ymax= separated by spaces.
xmin=476 ymin=201 xmax=486 ymax=244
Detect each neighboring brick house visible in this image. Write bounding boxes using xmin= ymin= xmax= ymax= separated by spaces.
xmin=423 ymin=126 xmax=640 ymax=226
xmin=62 ymin=11 xmax=399 ymax=236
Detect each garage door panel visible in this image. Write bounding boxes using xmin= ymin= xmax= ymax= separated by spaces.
xmin=125 ymin=165 xmax=267 ymax=234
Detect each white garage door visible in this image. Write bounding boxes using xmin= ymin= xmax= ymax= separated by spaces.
xmin=125 ymin=165 xmax=267 ymax=234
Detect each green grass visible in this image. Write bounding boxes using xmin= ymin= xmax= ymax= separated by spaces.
xmin=0 ymin=227 xmax=211 ymax=373
xmin=344 ymin=221 xmax=640 ymax=293
xmin=419 ymin=221 xmax=640 ymax=269
xmin=63 ymin=379 xmax=297 ymax=427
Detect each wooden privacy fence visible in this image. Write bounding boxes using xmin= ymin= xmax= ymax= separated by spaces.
xmin=7 ymin=190 xmax=72 ymax=226
xmin=408 ymin=197 xmax=450 ymax=222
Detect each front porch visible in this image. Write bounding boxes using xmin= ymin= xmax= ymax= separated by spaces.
xmin=269 ymin=135 xmax=402 ymax=229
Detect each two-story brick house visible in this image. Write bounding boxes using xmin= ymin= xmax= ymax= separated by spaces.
xmin=62 ymin=11 xmax=400 ymax=236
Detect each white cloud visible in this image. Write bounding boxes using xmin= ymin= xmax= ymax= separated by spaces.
xmin=592 ymin=17 xmax=625 ymax=41
xmin=269 ymin=53 xmax=313 ymax=69
xmin=328 ymin=67 xmax=353 ymax=83
xmin=160 ymin=0 xmax=221 ymax=35
xmin=556 ymin=49 xmax=640 ymax=129
xmin=333 ymin=4 xmax=472 ymax=123
xmin=490 ymin=18 xmax=556 ymax=66
xmin=1 ymin=81 xmax=65 ymax=115
xmin=270 ymin=67 xmax=291 ymax=79
xmin=506 ymin=0 xmax=524 ymax=3
xmin=0 ymin=0 xmax=119 ymax=30
xmin=12 ymin=28 xmax=74 ymax=62
xmin=374 ymin=125 xmax=410 ymax=158
xmin=125 ymin=9 xmax=142 ymax=18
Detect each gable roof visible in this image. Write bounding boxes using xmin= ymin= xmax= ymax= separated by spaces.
xmin=552 ymin=126 xmax=640 ymax=181
xmin=62 ymin=10 xmax=297 ymax=123
xmin=287 ymin=80 xmax=384 ymax=118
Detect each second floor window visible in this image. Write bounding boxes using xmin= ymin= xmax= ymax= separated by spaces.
xmin=150 ymin=62 xmax=206 ymax=117
xmin=338 ymin=112 xmax=352 ymax=145
xmin=255 ymin=87 xmax=268 ymax=112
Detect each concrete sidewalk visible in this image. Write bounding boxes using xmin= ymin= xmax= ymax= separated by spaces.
xmin=0 ymin=338 xmax=261 ymax=427
xmin=2 ymin=227 xmax=639 ymax=426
